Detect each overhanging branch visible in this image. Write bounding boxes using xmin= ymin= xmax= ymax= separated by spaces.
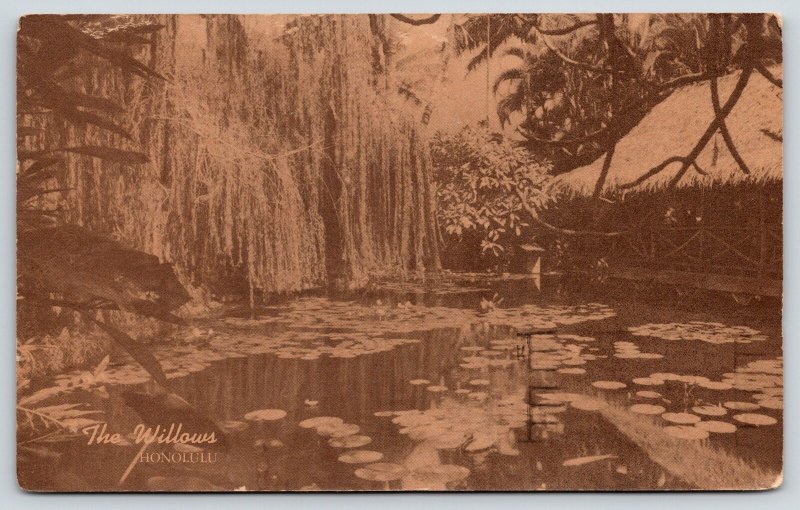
xmin=390 ymin=14 xmax=441 ymax=26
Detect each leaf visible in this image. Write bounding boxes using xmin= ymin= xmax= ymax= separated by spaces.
xmin=60 ymin=90 xmax=125 ymax=113
xmin=55 ymin=108 xmax=133 ymax=139
xmin=18 ymin=224 xmax=190 ymax=315
xmin=86 ymin=316 xmax=168 ymax=387
xmin=62 ymin=146 xmax=149 ymax=165
xmin=94 ymin=355 xmax=110 ymax=377
xmin=21 ymin=157 xmax=62 ymax=177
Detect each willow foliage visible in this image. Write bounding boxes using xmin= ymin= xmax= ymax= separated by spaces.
xmin=46 ymin=15 xmax=439 ymax=301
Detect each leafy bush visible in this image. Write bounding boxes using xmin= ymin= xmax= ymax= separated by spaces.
xmin=431 ymin=125 xmax=553 ymax=270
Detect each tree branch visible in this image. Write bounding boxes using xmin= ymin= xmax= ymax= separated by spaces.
xmin=536 ymin=19 xmax=596 ymax=36
xmin=522 ymin=72 xmax=711 ymax=148
xmin=592 ymin=147 xmax=616 ymax=198
xmin=390 ymin=14 xmax=441 ymax=26
xmin=619 ymin=156 xmax=687 ymax=189
xmin=710 ymin=74 xmax=750 ymax=174
xmin=532 ymin=26 xmax=618 ymax=74
xmin=672 ymin=68 xmax=753 ymax=188
xmin=514 ymin=187 xmax=625 ymax=237
xmin=756 ymin=63 xmax=782 ymax=88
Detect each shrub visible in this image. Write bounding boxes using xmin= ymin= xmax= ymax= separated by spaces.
xmin=431 ymin=125 xmax=552 ymax=271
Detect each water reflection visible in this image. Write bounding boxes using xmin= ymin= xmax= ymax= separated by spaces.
xmin=17 ymin=278 xmax=782 ymax=491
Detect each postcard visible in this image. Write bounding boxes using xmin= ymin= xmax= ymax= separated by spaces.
xmin=16 ymin=13 xmax=782 ymax=491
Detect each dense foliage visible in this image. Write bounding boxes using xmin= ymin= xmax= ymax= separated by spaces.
xmin=452 ymin=14 xmax=782 ymax=175
xmin=432 ymin=125 xmax=552 ymax=270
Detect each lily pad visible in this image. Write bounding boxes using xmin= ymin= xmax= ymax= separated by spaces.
xmin=329 ymin=435 xmax=372 ymax=448
xmin=692 ymin=405 xmax=727 ymax=417
xmin=219 ymin=420 xmax=249 ymax=433
xmin=733 ymin=413 xmax=778 ymax=426
xmin=299 ymin=416 xmax=344 ymax=429
xmin=592 ymin=381 xmax=627 ymax=390
xmin=636 ymin=391 xmax=662 ymax=399
xmin=355 ymin=462 xmax=408 ymax=482
xmin=632 ymin=377 xmax=664 ymax=386
xmin=630 ymin=404 xmax=666 ymax=415
xmin=244 ymin=409 xmax=287 ymax=422
xmin=338 ymin=450 xmax=384 ymax=464
xmin=557 ymin=368 xmax=587 ymax=375
xmin=323 ymin=423 xmax=361 ymax=438
xmin=724 ymin=401 xmax=760 ymax=411
xmin=571 ymin=398 xmax=608 ymax=411
xmin=661 ymin=412 xmax=701 ymax=424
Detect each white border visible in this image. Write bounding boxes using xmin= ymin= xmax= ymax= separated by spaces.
xmin=1 ymin=1 xmax=795 ymax=508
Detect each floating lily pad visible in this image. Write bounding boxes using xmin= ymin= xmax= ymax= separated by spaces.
xmin=338 ymin=450 xmax=384 ymax=464
xmin=733 ymin=413 xmax=778 ymax=426
xmin=592 ymin=381 xmax=627 ymax=390
xmin=630 ymin=404 xmax=666 ymax=415
xmin=324 ymin=423 xmax=360 ymax=438
xmin=724 ymin=401 xmax=760 ymax=411
xmin=636 ymin=391 xmax=662 ymax=399
xmin=557 ymin=367 xmax=587 ymax=375
xmin=219 ymin=420 xmax=249 ymax=433
xmin=299 ymin=416 xmax=343 ymax=429
xmin=692 ymin=405 xmax=727 ymax=417
xmin=410 ymin=464 xmax=471 ymax=486
xmin=354 ymin=462 xmax=408 ymax=482
xmin=697 ymin=380 xmax=733 ymax=391
xmin=329 ymin=435 xmax=372 ymax=448
xmin=661 ymin=412 xmax=701 ymax=424
xmin=570 ymin=398 xmax=607 ymax=411
xmin=244 ymin=409 xmax=287 ymax=422
xmin=759 ymin=399 xmax=783 ymax=410
xmin=632 ymin=377 xmax=664 ymax=386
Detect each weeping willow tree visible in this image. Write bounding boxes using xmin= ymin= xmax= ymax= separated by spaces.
xmin=51 ymin=14 xmax=439 ymax=303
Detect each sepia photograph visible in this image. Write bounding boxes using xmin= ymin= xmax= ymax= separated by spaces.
xmin=15 ymin=12 xmax=783 ymax=492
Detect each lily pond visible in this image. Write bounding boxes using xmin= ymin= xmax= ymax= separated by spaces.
xmin=18 ymin=275 xmax=783 ymax=491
